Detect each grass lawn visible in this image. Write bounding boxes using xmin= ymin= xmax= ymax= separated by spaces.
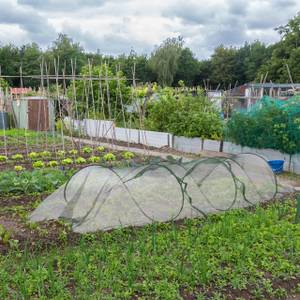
xmin=0 ymin=197 xmax=299 ymax=299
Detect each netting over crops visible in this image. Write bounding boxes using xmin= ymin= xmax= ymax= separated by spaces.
xmin=247 ymin=95 xmax=300 ymax=115
xmin=30 ymin=153 xmax=277 ymax=233
xmin=226 ymin=95 xmax=300 ymax=154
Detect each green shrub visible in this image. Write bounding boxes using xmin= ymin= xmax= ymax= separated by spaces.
xmin=103 ymin=153 xmax=116 ymax=161
xmin=11 ymin=154 xmax=24 ymax=161
xmin=32 ymin=160 xmax=45 ymax=169
xmin=145 ymin=89 xmax=223 ymax=139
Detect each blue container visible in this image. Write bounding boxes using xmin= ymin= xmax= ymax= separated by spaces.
xmin=268 ymin=160 xmax=284 ymax=174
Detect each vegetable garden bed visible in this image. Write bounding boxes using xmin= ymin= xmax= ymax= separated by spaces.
xmin=0 ymin=131 xmax=300 ymax=299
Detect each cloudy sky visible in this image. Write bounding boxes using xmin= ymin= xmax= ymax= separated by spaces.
xmin=0 ymin=0 xmax=299 ymax=59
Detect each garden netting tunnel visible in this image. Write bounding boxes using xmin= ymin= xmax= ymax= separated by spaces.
xmin=30 ymin=153 xmax=277 ymax=233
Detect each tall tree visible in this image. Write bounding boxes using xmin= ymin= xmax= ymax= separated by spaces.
xmin=259 ymin=13 xmax=300 ymax=82
xmin=173 ymin=47 xmax=199 ymax=86
xmin=47 ymin=33 xmax=86 ymax=76
xmin=194 ymin=60 xmax=212 ymax=87
xmin=239 ymin=41 xmax=271 ymax=82
xmin=210 ymin=46 xmax=240 ymax=88
xmin=0 ymin=44 xmax=20 ymax=86
xmin=149 ymin=37 xmax=184 ymax=86
xmin=117 ymin=50 xmax=156 ymax=84
xmin=20 ymin=43 xmax=42 ymax=87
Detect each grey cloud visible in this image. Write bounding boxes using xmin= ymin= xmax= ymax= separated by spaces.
xmin=0 ymin=1 xmax=56 ymax=43
xmin=207 ymin=25 xmax=247 ymax=47
xmin=227 ymin=0 xmax=248 ymax=16
xmin=247 ymin=17 xmax=282 ymax=30
xmin=164 ymin=2 xmax=217 ymax=25
xmin=63 ymin=25 xmax=149 ymax=55
xmin=1 ymin=0 xmax=300 ymax=59
xmin=272 ymin=0 xmax=296 ymax=7
xmin=17 ymin=0 xmax=107 ymax=11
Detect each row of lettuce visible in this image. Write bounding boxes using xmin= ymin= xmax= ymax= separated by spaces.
xmin=0 ymin=146 xmax=136 ymax=172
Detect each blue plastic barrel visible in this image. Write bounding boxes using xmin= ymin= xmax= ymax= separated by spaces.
xmin=267 ymin=160 xmax=284 ymax=174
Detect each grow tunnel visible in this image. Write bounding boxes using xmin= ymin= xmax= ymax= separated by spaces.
xmin=30 ymin=153 xmax=277 ymax=233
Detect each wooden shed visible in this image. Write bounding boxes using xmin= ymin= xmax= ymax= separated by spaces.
xmin=12 ymin=97 xmax=55 ymax=131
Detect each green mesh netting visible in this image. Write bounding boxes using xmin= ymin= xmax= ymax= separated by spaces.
xmin=30 ymin=154 xmax=277 ymax=233
xmin=226 ymin=95 xmax=300 ymax=154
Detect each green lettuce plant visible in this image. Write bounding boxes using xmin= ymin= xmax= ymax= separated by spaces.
xmin=28 ymin=152 xmax=39 ymax=160
xmin=123 ymin=151 xmax=135 ymax=160
xmin=57 ymin=150 xmax=66 ymax=157
xmin=69 ymin=149 xmax=78 ymax=155
xmin=103 ymin=153 xmax=116 ymax=161
xmin=11 ymin=154 xmax=24 ymax=161
xmin=88 ymin=156 xmax=101 ymax=163
xmin=82 ymin=146 xmax=93 ymax=154
xmin=75 ymin=157 xmax=87 ymax=164
xmin=14 ymin=165 xmax=24 ymax=172
xmin=48 ymin=160 xmax=59 ymax=167
xmin=62 ymin=158 xmax=73 ymax=165
xmin=96 ymin=146 xmax=105 ymax=153
xmin=0 ymin=155 xmax=8 ymax=162
xmin=40 ymin=151 xmax=51 ymax=158
xmin=32 ymin=160 xmax=45 ymax=169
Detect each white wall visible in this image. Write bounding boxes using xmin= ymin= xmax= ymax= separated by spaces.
xmin=203 ymin=139 xmax=220 ymax=152
xmin=115 ymin=127 xmax=139 ymax=144
xmin=139 ymin=130 xmax=170 ymax=148
xmin=173 ymin=136 xmax=202 ymax=153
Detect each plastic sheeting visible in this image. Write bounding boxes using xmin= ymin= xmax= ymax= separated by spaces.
xmin=30 ymin=153 xmax=277 ymax=233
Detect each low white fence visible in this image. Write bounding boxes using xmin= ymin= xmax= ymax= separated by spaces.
xmin=66 ymin=117 xmax=171 ymax=148
xmin=65 ymin=117 xmax=300 ymax=173
xmin=115 ymin=127 xmax=139 ymax=144
xmin=173 ymin=136 xmax=202 ymax=153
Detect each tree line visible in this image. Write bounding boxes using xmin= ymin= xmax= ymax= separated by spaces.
xmin=0 ymin=14 xmax=300 ymax=89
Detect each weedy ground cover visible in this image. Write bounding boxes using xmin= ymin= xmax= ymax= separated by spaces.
xmin=0 ymin=195 xmax=299 ymax=299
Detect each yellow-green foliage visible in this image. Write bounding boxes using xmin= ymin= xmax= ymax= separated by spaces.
xmin=122 ymin=151 xmax=135 ymax=160
xmin=75 ymin=157 xmax=86 ymax=164
xmin=103 ymin=153 xmax=116 ymax=161
xmin=32 ymin=160 xmax=45 ymax=169
xmin=88 ymin=156 xmax=100 ymax=163
xmin=11 ymin=154 xmax=24 ymax=161
xmin=14 ymin=165 xmax=24 ymax=172
xmin=0 ymin=155 xmax=8 ymax=162
xmin=62 ymin=158 xmax=73 ymax=165
xmin=96 ymin=146 xmax=105 ymax=153
xmin=82 ymin=147 xmax=92 ymax=154
xmin=28 ymin=152 xmax=39 ymax=160
xmin=48 ymin=160 xmax=59 ymax=167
